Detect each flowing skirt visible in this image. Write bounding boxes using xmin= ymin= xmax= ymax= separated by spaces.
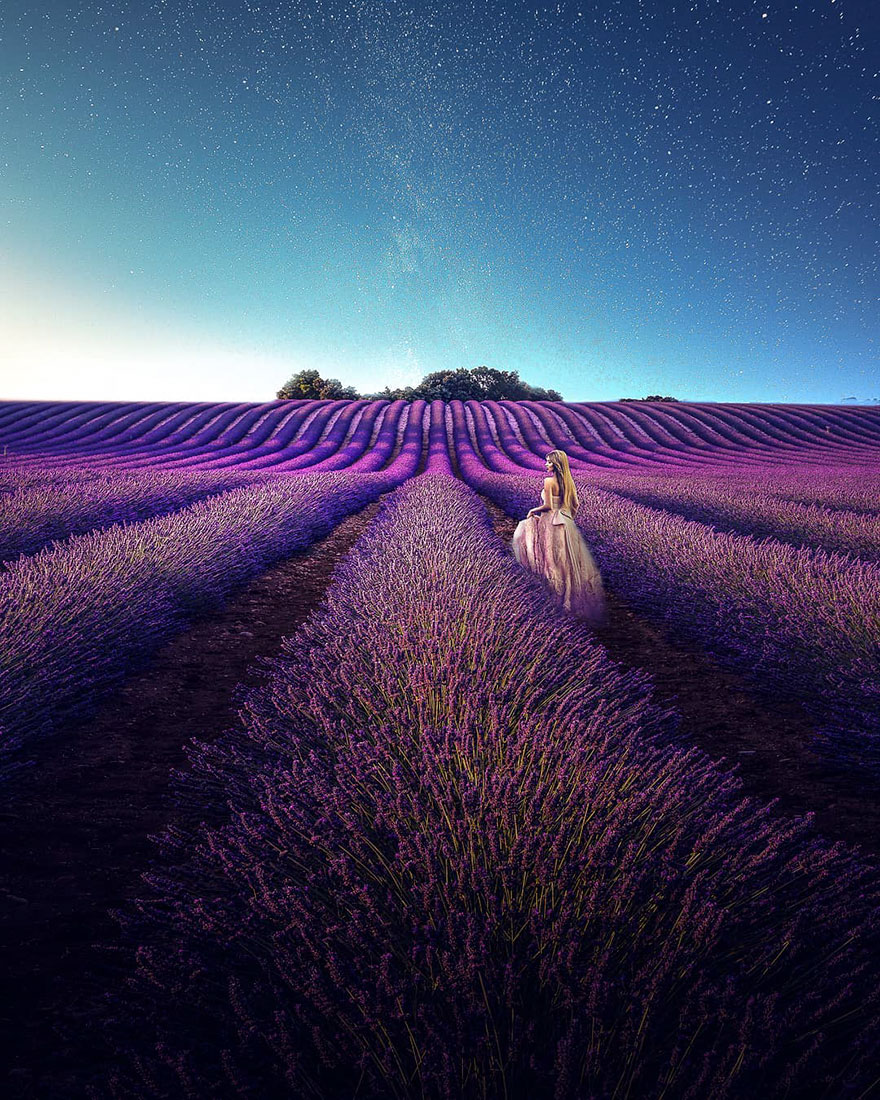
xmin=512 ymin=511 xmax=605 ymax=624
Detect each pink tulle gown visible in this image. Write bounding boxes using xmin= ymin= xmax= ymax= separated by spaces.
xmin=512 ymin=485 xmax=605 ymax=623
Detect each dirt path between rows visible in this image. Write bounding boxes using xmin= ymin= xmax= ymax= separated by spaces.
xmin=0 ymin=499 xmax=384 ymax=1099
xmin=483 ymin=495 xmax=880 ymax=865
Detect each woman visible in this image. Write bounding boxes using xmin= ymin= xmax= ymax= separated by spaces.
xmin=512 ymin=449 xmax=605 ymax=623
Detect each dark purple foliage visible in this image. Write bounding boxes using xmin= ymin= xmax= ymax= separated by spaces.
xmin=96 ymin=475 xmax=880 ymax=1100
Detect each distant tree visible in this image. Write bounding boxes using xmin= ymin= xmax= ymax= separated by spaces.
xmin=277 ymin=369 xmax=359 ymax=401
xmin=361 ymin=385 xmax=422 ymax=402
xmin=362 ymin=366 xmax=563 ymax=402
xmin=278 ymin=365 xmax=564 ymax=403
xmin=619 ymin=394 xmax=680 ymax=402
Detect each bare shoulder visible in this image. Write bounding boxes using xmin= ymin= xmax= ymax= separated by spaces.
xmin=544 ymin=475 xmax=560 ymax=495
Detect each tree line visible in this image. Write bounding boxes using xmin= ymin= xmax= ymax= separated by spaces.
xmin=276 ymin=367 xmax=678 ymax=403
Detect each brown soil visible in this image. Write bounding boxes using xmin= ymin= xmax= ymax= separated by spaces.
xmin=484 ymin=495 xmax=880 ymax=866
xmin=0 ymin=499 xmax=383 ymax=1098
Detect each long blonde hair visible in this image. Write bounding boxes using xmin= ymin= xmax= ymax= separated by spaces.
xmin=545 ymin=449 xmax=579 ymax=515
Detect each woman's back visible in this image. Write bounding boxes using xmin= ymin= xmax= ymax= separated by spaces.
xmin=516 ymin=479 xmax=603 ymax=621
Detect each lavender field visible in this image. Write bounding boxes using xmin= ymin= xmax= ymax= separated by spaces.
xmin=2 ymin=397 xmax=880 ymax=1099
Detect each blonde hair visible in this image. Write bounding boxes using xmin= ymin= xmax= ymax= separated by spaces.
xmin=545 ymin=449 xmax=579 ymax=515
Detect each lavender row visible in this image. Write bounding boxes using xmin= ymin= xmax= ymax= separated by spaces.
xmin=586 ymin=474 xmax=880 ymax=563
xmin=482 ymin=400 xmax=879 ymax=469
xmin=449 ymin=398 xmax=873 ymax=477
xmin=2 ymin=397 xmax=879 ymax=472
xmin=590 ymin=466 xmax=880 ymax=517
xmin=0 ymin=466 xmax=410 ymax=779
xmin=454 ymin=409 xmax=880 ymax=771
xmin=0 ymin=469 xmax=273 ymax=566
xmin=0 ymin=401 xmax=282 ymax=466
xmin=767 ymin=479 xmax=880 ymax=515
xmin=0 ymin=399 xmax=412 ymax=474
xmin=0 ymin=464 xmax=140 ymax=493
xmin=97 ymin=473 xmax=880 ymax=1100
xmin=463 ymin=465 xmax=880 ymax=776
xmin=47 ymin=401 xmax=321 ymax=470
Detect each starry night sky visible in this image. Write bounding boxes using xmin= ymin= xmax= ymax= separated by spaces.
xmin=1 ymin=0 xmax=877 ymax=404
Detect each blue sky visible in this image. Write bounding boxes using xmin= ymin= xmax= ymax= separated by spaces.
xmin=1 ymin=0 xmax=877 ymax=404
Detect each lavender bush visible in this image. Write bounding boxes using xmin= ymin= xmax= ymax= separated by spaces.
xmin=0 ymin=467 xmax=411 ymax=779
xmin=4 ymin=397 xmax=879 ymax=473
xmin=97 ymin=474 xmax=880 ymax=1100
xmin=584 ymin=475 xmax=880 ymax=562
xmin=464 ymin=468 xmax=880 ymax=777
xmin=0 ymin=469 xmax=267 ymax=565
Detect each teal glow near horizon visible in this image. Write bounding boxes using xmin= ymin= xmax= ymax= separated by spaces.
xmin=1 ymin=0 xmax=877 ymax=405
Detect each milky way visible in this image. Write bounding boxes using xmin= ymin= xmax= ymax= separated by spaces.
xmin=1 ymin=0 xmax=877 ymax=403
